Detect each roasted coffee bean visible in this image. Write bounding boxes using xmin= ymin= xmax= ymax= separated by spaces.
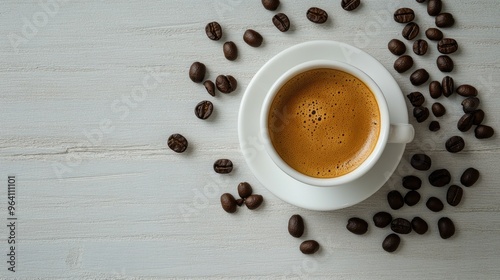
xmin=447 ymin=185 xmax=463 ymax=206
xmin=410 ymin=69 xmax=430 ymax=86
xmin=429 ymin=81 xmax=442 ymax=99
xmin=457 ymin=113 xmax=474 ymax=132
xmin=216 ymin=75 xmax=237 ymax=93
xmin=203 ymin=80 xmax=215 ymax=96
xmin=288 ymin=215 xmax=305 ymax=238
xmin=223 ymin=41 xmax=238 ymax=61
xmin=413 ymin=106 xmax=429 ymax=123
xmin=373 ymin=212 xmax=392 ymax=228
xmin=438 ymin=217 xmax=455 ymax=239
xmin=426 ymin=197 xmax=444 ymax=212
xmin=243 ymin=29 xmax=263 ymax=47
xmin=388 ymin=39 xmax=406 ymax=55
xmin=429 ymin=121 xmax=441 ymax=131
xmin=403 ymin=175 xmax=422 ymax=190
xmin=237 ymin=182 xmax=253 ymax=198
xmin=306 ymin=7 xmax=328 ymax=24
xmin=429 ymin=169 xmax=451 ymax=187
xmin=456 ymin=84 xmax=478 ymax=97
xmin=438 ymin=38 xmax=458 ymax=54
xmin=387 ymin=190 xmax=404 ymax=210
xmin=436 ymin=13 xmax=455 ymax=28
xmin=413 ymin=39 xmax=428 ymax=55
xmin=402 ymin=22 xmax=419 ymax=40
xmin=195 ymin=100 xmax=213 ymax=119
xmin=472 ymin=109 xmax=485 ymax=125
xmin=427 ymin=0 xmax=442 ymax=16
xmin=411 ymin=217 xmax=428 ymax=234
xmin=446 ymin=136 xmax=465 ymax=153
xmin=342 ymin=0 xmax=361 ymax=11
xmin=462 ymin=97 xmax=480 ymax=113
xmin=391 ymin=218 xmax=412 ymax=234
xmin=220 ymin=193 xmax=237 ymax=213
xmin=236 ymin=198 xmax=244 ymax=206
xmin=407 ymin=91 xmax=425 ymax=107
xmin=167 ymin=134 xmax=188 ymax=153
xmin=416 ymin=0 xmax=426 ymax=3
xmin=442 ymin=76 xmax=454 ymax=97
xmin=245 ymin=194 xmax=263 ymax=210
xmin=411 ymin=154 xmax=432 ymax=171
xmin=272 ymin=13 xmax=290 ymax=32
xmin=394 ymin=8 xmax=415 ymax=23
xmin=382 ymin=233 xmax=400 ymax=253
xmin=426 ymin=28 xmax=443 ymax=41
xmin=461 ymin=167 xmax=480 ymax=187
xmin=213 ymin=159 xmax=233 ymax=174
xmin=404 ymin=190 xmax=421 ymax=206
xmin=394 ymin=55 xmax=413 ymax=73
xmin=432 ymin=102 xmax=446 ymax=117
xmin=300 ymin=240 xmax=319 ymax=254
xmin=262 ymin=0 xmax=279 ymax=11
xmin=437 ymin=55 xmax=454 ymax=72
xmin=205 ymin=22 xmax=222 ymax=41
xmin=189 ymin=62 xmax=206 ymax=83
xmin=346 ymin=217 xmax=368 ymax=234
xmin=475 ymin=125 xmax=494 ymax=139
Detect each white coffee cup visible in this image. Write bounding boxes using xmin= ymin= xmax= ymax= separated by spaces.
xmin=260 ymin=60 xmax=414 ymax=186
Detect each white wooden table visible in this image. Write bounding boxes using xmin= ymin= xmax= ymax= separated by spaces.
xmin=1 ymin=0 xmax=499 ymax=279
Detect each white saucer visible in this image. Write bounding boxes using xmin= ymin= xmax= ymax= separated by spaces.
xmin=238 ymin=40 xmax=409 ymax=211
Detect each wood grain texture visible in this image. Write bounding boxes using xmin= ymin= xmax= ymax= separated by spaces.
xmin=0 ymin=0 xmax=499 ymax=279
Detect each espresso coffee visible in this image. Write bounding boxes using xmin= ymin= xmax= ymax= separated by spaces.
xmin=268 ymin=68 xmax=381 ymax=178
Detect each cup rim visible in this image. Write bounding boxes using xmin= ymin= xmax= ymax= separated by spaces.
xmin=260 ymin=59 xmax=390 ymax=187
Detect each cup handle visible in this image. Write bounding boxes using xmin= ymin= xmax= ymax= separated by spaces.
xmin=388 ymin=124 xmax=414 ymax=143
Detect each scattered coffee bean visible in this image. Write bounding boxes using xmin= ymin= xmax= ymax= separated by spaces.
xmin=410 ymin=69 xmax=430 ymax=86
xmin=438 ymin=217 xmax=455 ymax=239
xmin=402 ymin=22 xmax=419 ymax=40
xmin=346 ymin=217 xmax=368 ymax=234
xmin=429 ymin=81 xmax=442 ymax=99
xmin=245 ymin=194 xmax=263 ymax=210
xmin=220 ymin=193 xmax=237 ymax=213
xmin=189 ymin=62 xmax=206 ymax=83
xmin=425 ymin=28 xmax=443 ymax=41
xmin=411 ymin=217 xmax=428 ymax=234
xmin=203 ymin=80 xmax=215 ymax=96
xmin=404 ymin=190 xmax=421 ymax=206
xmin=416 ymin=0 xmax=426 ymax=3
xmin=288 ymin=214 xmax=305 ymax=238
xmin=437 ymin=55 xmax=454 ymax=72
xmin=216 ymin=75 xmax=237 ymax=93
xmin=213 ymin=159 xmax=233 ymax=174
xmin=387 ymin=190 xmax=404 ymax=210
xmin=388 ymin=39 xmax=406 ymax=55
xmin=394 ymin=8 xmax=415 ymax=23
xmin=436 ymin=13 xmax=455 ymax=28
xmin=413 ymin=106 xmax=429 ymax=123
xmin=167 ymin=133 xmax=188 ymax=153
xmin=306 ymin=7 xmax=328 ymax=24
xmin=403 ymin=175 xmax=422 ymax=190
xmin=243 ymin=29 xmax=263 ymax=47
xmin=261 ymin=0 xmax=280 ymax=11
xmin=205 ymin=22 xmax=222 ymax=41
xmin=432 ymin=102 xmax=446 ymax=117
xmin=429 ymin=121 xmax=441 ymax=131
xmin=413 ymin=39 xmax=428 ymax=55
xmin=394 ymin=55 xmax=413 ymax=73
xmin=426 ymin=197 xmax=444 ymax=212
xmin=446 ymin=136 xmax=465 ymax=153
xmin=438 ymin=38 xmax=458 ymax=54
xmin=382 ymin=233 xmax=400 ymax=253
xmin=236 ymin=198 xmax=244 ymax=206
xmin=237 ymin=182 xmax=253 ymax=198
xmin=475 ymin=125 xmax=494 ymax=139
xmin=428 ymin=169 xmax=451 ymax=187
xmin=223 ymin=41 xmax=238 ymax=61
xmin=472 ymin=109 xmax=485 ymax=125
xmin=427 ymin=0 xmax=442 ymax=16
xmin=411 ymin=154 xmax=432 ymax=171
xmin=462 ymin=97 xmax=480 ymax=113
xmin=272 ymin=13 xmax=290 ymax=32
xmin=457 ymin=113 xmax=474 ymax=132
xmin=447 ymin=185 xmax=463 ymax=206
xmin=442 ymin=76 xmax=454 ymax=97
xmin=300 ymin=240 xmax=319 ymax=254
xmin=391 ymin=218 xmax=412 ymax=234
xmin=373 ymin=212 xmax=393 ymax=228
xmin=456 ymin=84 xmax=478 ymax=97
xmin=195 ymin=100 xmax=213 ymax=119
xmin=342 ymin=0 xmax=361 ymax=11
xmin=407 ymin=91 xmax=425 ymax=106
xmin=461 ymin=167 xmax=480 ymax=187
